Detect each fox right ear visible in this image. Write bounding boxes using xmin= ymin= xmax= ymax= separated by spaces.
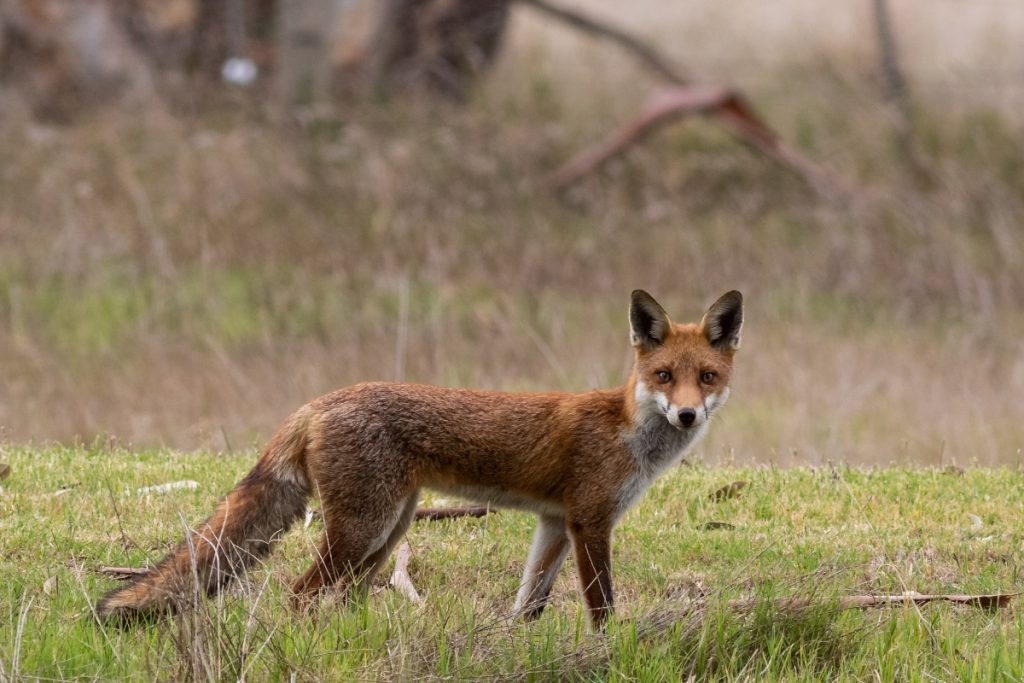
xmin=700 ymin=290 xmax=743 ymax=352
xmin=630 ymin=290 xmax=671 ymax=351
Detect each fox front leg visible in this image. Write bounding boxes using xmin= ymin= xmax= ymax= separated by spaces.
xmin=568 ymin=522 xmax=615 ymax=629
xmin=515 ymin=514 xmax=570 ymax=620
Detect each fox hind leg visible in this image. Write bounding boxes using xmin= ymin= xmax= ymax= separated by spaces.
xmin=290 ymin=490 xmax=419 ymax=610
xmin=351 ymin=489 xmax=420 ymax=588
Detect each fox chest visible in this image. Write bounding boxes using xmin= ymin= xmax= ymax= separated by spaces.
xmin=615 ymin=421 xmax=707 ymax=519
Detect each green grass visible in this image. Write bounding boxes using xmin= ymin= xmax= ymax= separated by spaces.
xmin=3 ymin=446 xmax=1024 ymax=680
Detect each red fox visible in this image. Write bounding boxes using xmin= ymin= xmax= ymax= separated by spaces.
xmin=97 ymin=290 xmax=743 ymax=629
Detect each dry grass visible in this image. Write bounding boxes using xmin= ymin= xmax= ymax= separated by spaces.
xmin=0 ymin=2 xmax=1022 ymax=465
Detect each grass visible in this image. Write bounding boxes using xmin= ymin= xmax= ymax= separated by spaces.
xmin=1 ymin=97 xmax=1023 ymax=463
xmin=2 ymin=445 xmax=1024 ymax=680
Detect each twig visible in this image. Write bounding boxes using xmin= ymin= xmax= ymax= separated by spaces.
xmin=518 ymin=0 xmax=683 ymax=86
xmin=735 ymin=592 xmax=1018 ymax=612
xmin=303 ymin=505 xmax=494 ymax=527
xmin=389 ymin=542 xmax=423 ymax=604
xmin=520 ymin=0 xmax=849 ymax=199
xmin=414 ymin=506 xmax=494 ymax=521
xmin=97 ymin=566 xmax=151 ymax=580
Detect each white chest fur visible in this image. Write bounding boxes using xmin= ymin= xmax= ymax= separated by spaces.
xmin=614 ymin=381 xmax=722 ymax=520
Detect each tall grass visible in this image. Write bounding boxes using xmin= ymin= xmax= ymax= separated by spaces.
xmin=0 ymin=2 xmax=1022 ymax=464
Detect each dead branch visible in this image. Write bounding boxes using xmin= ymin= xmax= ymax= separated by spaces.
xmin=414 ymin=506 xmax=494 ymax=521
xmin=97 ymin=566 xmax=150 ymax=580
xmin=520 ymin=0 xmax=848 ymax=199
xmin=638 ymin=592 xmax=1019 ymax=629
xmin=567 ymin=591 xmax=1018 ymax=667
xmin=518 ymin=0 xmax=682 ymax=86
xmin=736 ymin=592 xmax=1018 ymax=612
xmin=389 ymin=542 xmax=423 ymax=604
xmin=99 ymin=506 xmax=493 ymax=583
xmin=304 ymin=505 xmax=494 ymax=526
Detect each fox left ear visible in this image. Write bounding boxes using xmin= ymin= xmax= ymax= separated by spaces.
xmin=630 ymin=290 xmax=671 ymax=351
xmin=700 ymin=290 xmax=743 ymax=352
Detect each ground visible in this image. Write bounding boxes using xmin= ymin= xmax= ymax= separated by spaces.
xmin=3 ymin=446 xmax=1023 ymax=680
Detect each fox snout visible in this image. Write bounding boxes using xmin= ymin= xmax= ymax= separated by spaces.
xmin=677 ymin=407 xmax=698 ymax=428
xmin=665 ymin=403 xmax=706 ymax=430
xmin=662 ymin=388 xmax=730 ymax=431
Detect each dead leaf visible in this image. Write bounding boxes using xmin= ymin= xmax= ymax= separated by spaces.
xmin=709 ymin=481 xmax=747 ymax=502
xmin=0 ymin=463 xmax=9 ymax=480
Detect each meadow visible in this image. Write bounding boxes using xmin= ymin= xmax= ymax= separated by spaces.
xmin=3 ymin=445 xmax=1024 ymax=680
xmin=1 ymin=0 xmax=1023 ymax=679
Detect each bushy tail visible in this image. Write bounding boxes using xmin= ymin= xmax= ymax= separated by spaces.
xmin=96 ymin=406 xmax=316 ymax=625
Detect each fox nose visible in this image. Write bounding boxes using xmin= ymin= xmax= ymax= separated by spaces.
xmin=677 ymin=408 xmax=697 ymax=428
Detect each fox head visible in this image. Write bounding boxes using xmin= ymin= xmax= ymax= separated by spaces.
xmin=628 ymin=290 xmax=743 ymax=431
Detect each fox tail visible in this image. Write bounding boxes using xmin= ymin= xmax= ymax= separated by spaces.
xmin=96 ymin=406 xmax=315 ymax=624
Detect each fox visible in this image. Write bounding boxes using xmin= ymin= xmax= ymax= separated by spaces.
xmin=96 ymin=289 xmax=743 ymax=629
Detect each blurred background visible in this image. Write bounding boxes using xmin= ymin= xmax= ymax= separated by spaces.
xmin=0 ymin=0 xmax=1021 ymax=465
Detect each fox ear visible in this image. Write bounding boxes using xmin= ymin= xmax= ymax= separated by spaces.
xmin=700 ymin=290 xmax=743 ymax=352
xmin=630 ymin=290 xmax=671 ymax=351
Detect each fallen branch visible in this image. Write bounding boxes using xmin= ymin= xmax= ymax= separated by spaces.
xmin=639 ymin=592 xmax=1020 ymax=633
xmin=737 ymin=592 xmax=1018 ymax=612
xmin=566 ymin=591 xmax=1018 ymax=667
xmin=303 ymin=505 xmax=494 ymax=528
xmin=97 ymin=566 xmax=150 ymax=579
xmin=518 ymin=0 xmax=682 ymax=85
xmin=389 ymin=542 xmax=423 ymax=604
xmin=98 ymin=506 xmax=494 ymax=583
xmin=414 ymin=506 xmax=494 ymax=521
xmin=520 ymin=0 xmax=849 ymax=199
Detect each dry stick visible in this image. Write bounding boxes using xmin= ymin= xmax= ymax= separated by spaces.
xmin=414 ymin=506 xmax=494 ymax=521
xmin=389 ymin=542 xmax=423 ymax=604
xmin=99 ymin=507 xmax=494 ymax=581
xmin=97 ymin=566 xmax=150 ymax=579
xmin=304 ymin=506 xmax=494 ymax=523
xmin=519 ymin=0 xmax=848 ymax=199
xmin=733 ymin=592 xmax=1018 ymax=612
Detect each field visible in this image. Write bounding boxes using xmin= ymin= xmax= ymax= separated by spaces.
xmin=1 ymin=3 xmax=1023 ymax=464
xmin=2 ymin=0 xmax=1024 ymax=679
xmin=2 ymin=446 xmax=1024 ymax=680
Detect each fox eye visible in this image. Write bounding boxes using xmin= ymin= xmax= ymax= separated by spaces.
xmin=656 ymin=370 xmax=672 ymax=383
xmin=700 ymin=371 xmax=717 ymax=385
